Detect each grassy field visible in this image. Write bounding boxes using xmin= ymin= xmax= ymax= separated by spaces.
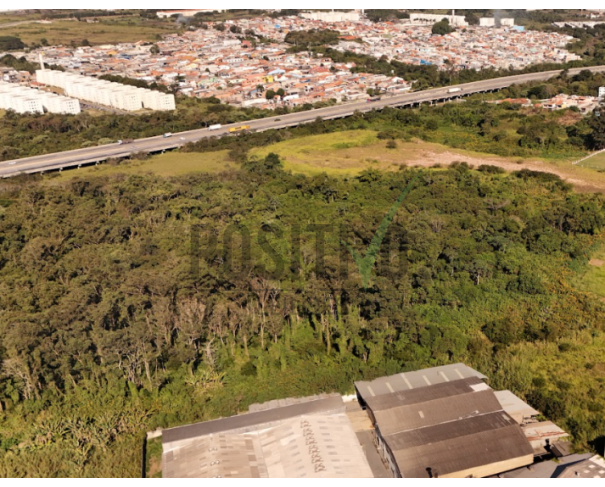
xmin=578 ymin=151 xmax=605 ymax=171
xmin=249 ymin=130 xmax=565 ymax=174
xmin=51 ymin=151 xmax=234 ymax=181
xmin=0 ymin=13 xmax=41 ymax=25
xmin=46 ymin=131 xmax=605 ymax=194
xmin=0 ymin=17 xmax=178 ymax=46
xmin=572 ymin=240 xmax=605 ymax=298
xmin=251 ymin=130 xmax=387 ymax=176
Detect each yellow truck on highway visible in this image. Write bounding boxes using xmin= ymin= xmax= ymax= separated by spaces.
xmin=229 ymin=125 xmax=251 ymax=133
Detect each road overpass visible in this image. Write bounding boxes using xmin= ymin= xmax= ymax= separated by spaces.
xmin=2 ymin=65 xmax=605 ymax=178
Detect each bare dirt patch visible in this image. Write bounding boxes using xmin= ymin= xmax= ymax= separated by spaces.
xmin=255 ymin=132 xmax=605 ymax=193
xmin=589 ymin=259 xmax=604 ymax=267
xmin=401 ymin=150 xmax=605 ymax=194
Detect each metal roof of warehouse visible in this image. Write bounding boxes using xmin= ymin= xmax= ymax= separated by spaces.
xmin=355 ymin=363 xmax=487 ymax=402
xmin=364 ymin=376 xmax=489 ymax=412
xmin=366 ymin=379 xmax=500 ymax=436
xmin=161 ymin=394 xmax=374 ymax=479
xmin=385 ymin=411 xmax=520 ymax=451
xmin=163 ymin=395 xmax=344 ymax=446
xmin=392 ymin=422 xmax=534 ymax=478
xmin=363 ymin=374 xmax=534 ymax=478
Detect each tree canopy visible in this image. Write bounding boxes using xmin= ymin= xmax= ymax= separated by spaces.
xmin=432 ymin=19 xmax=455 ymax=36
xmin=0 ymin=159 xmax=605 ymax=475
xmin=0 ymin=36 xmax=26 ymax=51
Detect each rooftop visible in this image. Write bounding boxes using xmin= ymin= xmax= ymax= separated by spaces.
xmin=355 ymin=363 xmax=487 ymax=402
xmin=494 ymin=390 xmax=539 ymax=424
xmin=364 ymin=376 xmax=534 ymax=478
xmin=554 ymin=455 xmax=605 ymax=479
xmin=161 ymin=395 xmax=373 ymax=478
xmin=501 ymin=454 xmax=600 ymax=479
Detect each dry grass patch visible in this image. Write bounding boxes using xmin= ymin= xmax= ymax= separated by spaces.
xmin=49 ymin=150 xmax=233 ymax=181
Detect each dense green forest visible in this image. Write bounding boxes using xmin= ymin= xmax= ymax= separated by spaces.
xmin=0 ymin=157 xmax=605 ymax=476
xmin=1 ymin=12 xmax=605 ymax=477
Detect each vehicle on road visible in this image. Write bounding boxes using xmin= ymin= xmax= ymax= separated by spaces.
xmin=163 ymin=133 xmax=173 ymax=138
xmin=118 ymin=139 xmax=134 ymax=145
xmin=8 ymin=162 xmax=16 ymax=165
xmin=448 ymin=88 xmax=462 ymax=93
xmin=180 ymin=137 xmax=185 ymax=141
xmin=367 ymin=96 xmax=382 ymax=102
xmin=229 ymin=125 xmax=251 ymax=133
xmin=209 ymin=124 xmax=222 ymax=131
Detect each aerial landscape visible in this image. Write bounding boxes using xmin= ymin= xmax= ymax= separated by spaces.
xmin=2 ymin=7 xmax=605 ymax=479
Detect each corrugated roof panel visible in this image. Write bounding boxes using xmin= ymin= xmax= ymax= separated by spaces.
xmin=163 ymin=396 xmax=345 ymax=447
xmin=355 ymin=364 xmax=487 ymax=403
xmin=363 ymin=368 xmax=534 ymax=478
xmin=393 ymin=425 xmax=533 ymax=478
xmin=374 ymin=389 xmax=502 ymax=436
xmin=162 ymin=413 xmax=374 ymax=479
xmin=365 ymin=377 xmax=486 ymax=412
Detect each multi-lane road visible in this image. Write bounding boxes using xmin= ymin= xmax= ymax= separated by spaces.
xmin=3 ymin=65 xmax=605 ymax=178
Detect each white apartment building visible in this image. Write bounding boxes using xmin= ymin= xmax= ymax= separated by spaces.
xmin=409 ymin=13 xmax=468 ymax=27
xmin=12 ymin=96 xmax=44 ymax=114
xmin=599 ymin=87 xmax=605 ymax=99
xmin=300 ymin=11 xmax=360 ymax=22
xmin=0 ymin=81 xmax=80 ymax=114
xmin=480 ymin=17 xmax=515 ymax=27
xmin=35 ymin=70 xmax=175 ymax=112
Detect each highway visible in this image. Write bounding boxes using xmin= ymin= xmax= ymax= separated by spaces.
xmin=2 ymin=65 xmax=605 ymax=178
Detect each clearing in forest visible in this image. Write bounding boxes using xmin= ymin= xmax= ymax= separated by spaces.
xmin=251 ymin=131 xmax=605 ymax=193
xmin=573 ymin=242 xmax=605 ymax=299
xmin=49 ymin=130 xmax=605 ymax=193
xmin=577 ymin=150 xmax=605 ymax=172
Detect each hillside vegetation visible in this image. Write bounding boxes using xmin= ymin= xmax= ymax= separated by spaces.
xmin=1 ymin=159 xmax=605 ymax=476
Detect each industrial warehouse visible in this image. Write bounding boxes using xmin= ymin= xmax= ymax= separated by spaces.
xmin=0 ymin=81 xmax=81 ymax=115
xmin=146 ymin=364 xmax=601 ymax=479
xmin=35 ymin=69 xmax=176 ymax=112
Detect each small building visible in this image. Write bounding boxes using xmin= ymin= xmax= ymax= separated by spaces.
xmin=300 ymin=11 xmax=361 ymax=22
xmin=501 ymin=453 xmax=595 ymax=479
xmin=480 ymin=18 xmax=496 ymax=27
xmin=494 ymin=390 xmax=539 ymax=424
xmin=522 ymin=422 xmax=570 ymax=456
xmin=558 ymin=455 xmax=605 ymax=478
